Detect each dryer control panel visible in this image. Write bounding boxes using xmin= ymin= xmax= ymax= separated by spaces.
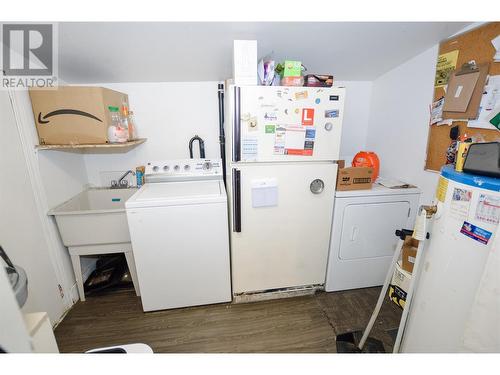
xmin=145 ymin=159 xmax=223 ymax=182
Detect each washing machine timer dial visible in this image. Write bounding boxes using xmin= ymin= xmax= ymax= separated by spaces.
xmin=203 ymin=161 xmax=213 ymax=170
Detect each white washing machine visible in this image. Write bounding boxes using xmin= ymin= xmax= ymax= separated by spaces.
xmin=126 ymin=159 xmax=232 ymax=312
xmin=325 ymin=184 xmax=421 ymax=292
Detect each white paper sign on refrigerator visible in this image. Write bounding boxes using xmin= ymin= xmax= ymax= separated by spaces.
xmin=251 ymin=178 xmax=278 ymax=208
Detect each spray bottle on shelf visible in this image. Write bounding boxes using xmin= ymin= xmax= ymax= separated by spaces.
xmin=120 ymin=101 xmax=130 ymax=141
xmin=128 ymin=110 xmax=138 ymax=140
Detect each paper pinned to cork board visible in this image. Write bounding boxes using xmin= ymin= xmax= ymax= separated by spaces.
xmin=442 ymin=71 xmax=480 ymax=112
xmin=468 ymin=75 xmax=500 ymax=130
xmin=435 ymin=50 xmax=460 ymax=88
xmin=442 ymin=63 xmax=490 ymax=120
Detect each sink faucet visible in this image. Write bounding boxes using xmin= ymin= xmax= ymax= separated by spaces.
xmin=111 ymin=170 xmax=136 ymax=189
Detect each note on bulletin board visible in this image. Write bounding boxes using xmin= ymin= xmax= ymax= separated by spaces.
xmin=468 ymin=75 xmax=500 ymax=130
xmin=435 ymin=50 xmax=459 ymax=88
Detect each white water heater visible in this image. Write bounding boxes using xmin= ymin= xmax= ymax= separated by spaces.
xmin=402 ymin=166 xmax=500 ymax=352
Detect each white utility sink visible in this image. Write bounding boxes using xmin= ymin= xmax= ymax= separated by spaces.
xmin=48 ymin=187 xmax=141 ymax=302
xmin=48 ymin=188 xmax=137 ymax=247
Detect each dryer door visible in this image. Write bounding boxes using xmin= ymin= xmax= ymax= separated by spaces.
xmin=339 ymin=201 xmax=410 ymax=260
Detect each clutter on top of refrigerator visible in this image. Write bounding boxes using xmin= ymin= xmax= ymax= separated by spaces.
xmin=233 ymin=40 xmax=258 ymax=85
xmin=275 ymin=60 xmax=306 ymax=86
xmin=304 ymin=74 xmax=334 ymax=87
xmin=257 ymin=56 xmax=277 ymax=86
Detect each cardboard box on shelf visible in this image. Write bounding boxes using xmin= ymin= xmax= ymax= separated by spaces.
xmin=401 ymin=236 xmax=419 ymax=273
xmin=29 ymin=86 xmax=128 ymax=145
xmin=336 ymin=160 xmax=373 ymax=191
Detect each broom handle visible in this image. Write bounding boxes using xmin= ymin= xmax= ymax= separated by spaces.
xmin=358 ymin=238 xmax=404 ymax=350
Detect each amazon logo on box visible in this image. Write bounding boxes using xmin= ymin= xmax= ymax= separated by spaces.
xmin=29 ymin=86 xmax=128 ymax=145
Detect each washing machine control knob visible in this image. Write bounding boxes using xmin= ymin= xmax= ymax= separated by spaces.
xmin=203 ymin=161 xmax=213 ymax=170
xmin=174 ymin=165 xmax=180 ymax=172
xmin=184 ymin=164 xmax=190 ymax=171
xmin=163 ymin=165 xmax=169 ymax=172
xmin=152 ymin=165 xmax=159 ymax=172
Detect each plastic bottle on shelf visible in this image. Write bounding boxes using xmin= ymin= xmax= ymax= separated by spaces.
xmin=128 ymin=110 xmax=138 ymax=140
xmin=120 ymin=101 xmax=130 ymax=141
xmin=107 ymin=106 xmax=128 ymax=143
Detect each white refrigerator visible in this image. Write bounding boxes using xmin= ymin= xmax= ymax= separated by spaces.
xmin=225 ymin=84 xmax=346 ymax=295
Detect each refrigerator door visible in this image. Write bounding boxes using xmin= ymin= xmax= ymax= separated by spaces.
xmin=231 ymin=85 xmax=345 ymax=162
xmin=228 ymin=162 xmax=337 ymax=294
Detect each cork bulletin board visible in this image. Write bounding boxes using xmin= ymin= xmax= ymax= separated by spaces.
xmin=425 ymin=22 xmax=500 ymax=172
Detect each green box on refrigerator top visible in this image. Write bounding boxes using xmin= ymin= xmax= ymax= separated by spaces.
xmin=283 ymin=60 xmax=302 ymax=77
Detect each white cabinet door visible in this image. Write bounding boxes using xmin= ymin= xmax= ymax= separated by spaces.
xmin=235 ymin=86 xmax=345 ymax=162
xmin=230 ymin=162 xmax=337 ymax=294
xmin=339 ymin=201 xmax=411 ymax=260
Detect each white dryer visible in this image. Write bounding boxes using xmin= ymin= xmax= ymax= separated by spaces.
xmin=126 ymin=159 xmax=231 ymax=312
xmin=325 ymin=184 xmax=421 ymax=292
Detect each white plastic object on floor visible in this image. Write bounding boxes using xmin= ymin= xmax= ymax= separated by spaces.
xmin=86 ymin=343 xmax=153 ymax=353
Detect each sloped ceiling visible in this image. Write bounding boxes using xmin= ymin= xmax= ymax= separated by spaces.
xmin=58 ymin=22 xmax=471 ymax=83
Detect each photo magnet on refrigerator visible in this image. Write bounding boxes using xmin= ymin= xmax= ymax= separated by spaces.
xmin=460 ymin=221 xmax=492 ymax=245
xmin=325 ymin=109 xmax=339 ymax=118
xmin=294 ymin=91 xmax=308 ymax=100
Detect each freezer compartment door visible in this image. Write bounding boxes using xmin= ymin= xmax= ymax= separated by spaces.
xmin=234 ymin=85 xmax=345 ymax=162
xmin=230 ymin=162 xmax=337 ymax=294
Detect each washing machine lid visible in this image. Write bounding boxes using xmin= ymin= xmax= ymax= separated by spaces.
xmin=126 ymin=180 xmax=226 ymax=208
xmin=335 ymin=184 xmax=421 ymax=198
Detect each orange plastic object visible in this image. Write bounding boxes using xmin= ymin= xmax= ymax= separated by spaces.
xmin=352 ymin=151 xmax=380 ymax=182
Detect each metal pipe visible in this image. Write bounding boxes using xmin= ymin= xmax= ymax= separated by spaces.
xmin=218 ymin=83 xmax=226 ymax=185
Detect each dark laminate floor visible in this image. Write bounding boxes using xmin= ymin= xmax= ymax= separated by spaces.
xmin=54 ymin=287 xmax=401 ymax=353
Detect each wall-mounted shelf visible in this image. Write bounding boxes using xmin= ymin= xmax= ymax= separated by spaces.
xmin=35 ymin=138 xmax=147 ymax=154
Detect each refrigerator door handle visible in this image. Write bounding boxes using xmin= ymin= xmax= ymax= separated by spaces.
xmin=232 ymin=168 xmax=241 ymax=232
xmin=233 ymin=86 xmax=241 ymax=162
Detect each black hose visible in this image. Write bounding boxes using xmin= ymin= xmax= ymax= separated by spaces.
xmin=189 ymin=135 xmax=205 ymax=159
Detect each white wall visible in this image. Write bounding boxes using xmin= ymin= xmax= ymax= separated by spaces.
xmin=0 ymin=91 xmax=67 ymax=324
xmin=83 ymin=81 xmax=373 ymax=186
xmin=337 ymin=81 xmax=373 ymax=160
xmin=366 ymin=45 xmax=440 ymax=203
xmin=83 ymin=82 xmax=221 ymax=186
xmin=14 ymin=90 xmax=92 ymax=309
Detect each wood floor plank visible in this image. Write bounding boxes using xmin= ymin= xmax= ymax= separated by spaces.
xmin=55 ymin=287 xmax=400 ymax=353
